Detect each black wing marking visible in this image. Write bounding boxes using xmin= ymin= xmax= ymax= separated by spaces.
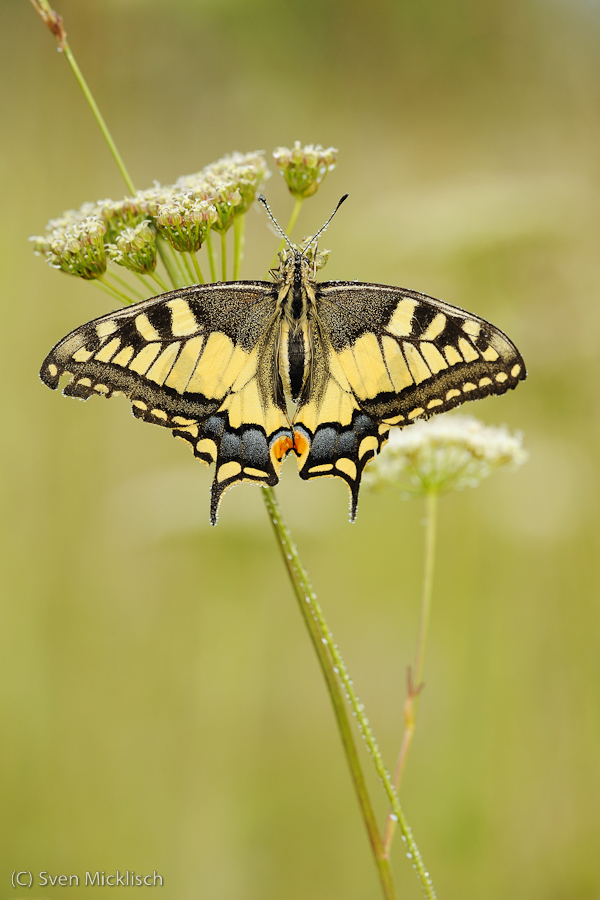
xmin=40 ymin=282 xmax=294 ymax=523
xmin=292 ymin=281 xmax=526 ymax=518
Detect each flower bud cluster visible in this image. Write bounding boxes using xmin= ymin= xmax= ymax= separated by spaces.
xmin=156 ymin=197 xmax=217 ymax=253
xmin=273 ymin=142 xmax=337 ymax=198
xmin=95 ymin=196 xmax=148 ymax=242
xmin=134 ymin=183 xmax=178 ymax=218
xmin=204 ymin=151 xmax=270 ymax=214
xmin=31 ymin=216 xmax=107 ymax=280
xmin=202 ymin=181 xmax=242 ymax=233
xmin=29 ymin=148 xmax=308 ymax=283
xmin=175 ymin=174 xmax=241 ymax=233
xmin=106 ymin=221 xmax=157 ymax=274
xmin=44 ymin=202 xmax=98 ymax=234
xmin=175 ymin=150 xmax=269 ymax=231
xmin=364 ymin=415 xmax=527 ymax=497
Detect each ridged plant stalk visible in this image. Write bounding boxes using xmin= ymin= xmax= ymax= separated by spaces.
xmin=262 ymin=487 xmax=437 ymax=900
xmin=205 ymin=231 xmax=217 ymax=282
xmin=384 ymin=489 xmax=438 ymax=852
xmin=233 ymin=214 xmax=245 ymax=279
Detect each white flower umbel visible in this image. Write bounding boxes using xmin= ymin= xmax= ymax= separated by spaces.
xmin=273 ymin=141 xmax=338 ymax=198
xmin=364 ymin=414 xmax=527 ymax=497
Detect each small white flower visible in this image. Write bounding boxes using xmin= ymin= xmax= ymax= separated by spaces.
xmin=107 ymin=220 xmax=157 ymax=274
xmin=156 ymin=196 xmax=217 ymax=251
xmin=272 ymin=142 xmax=337 ymax=198
xmin=33 ymin=215 xmax=108 ymax=280
xmin=364 ymin=414 xmax=527 ymax=497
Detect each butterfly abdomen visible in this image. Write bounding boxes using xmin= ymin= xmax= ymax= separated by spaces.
xmin=288 ymin=330 xmax=306 ymax=400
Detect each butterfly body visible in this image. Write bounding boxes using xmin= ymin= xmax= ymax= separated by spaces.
xmin=41 ymin=248 xmax=526 ymax=523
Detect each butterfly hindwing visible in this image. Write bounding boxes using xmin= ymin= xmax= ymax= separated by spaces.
xmin=292 ymin=281 xmax=525 ymax=517
xmin=291 ymin=323 xmax=390 ymax=517
xmin=40 ymin=282 xmax=293 ymax=523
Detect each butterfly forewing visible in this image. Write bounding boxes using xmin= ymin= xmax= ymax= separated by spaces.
xmin=317 ymin=282 xmax=524 ymax=420
xmin=290 ymin=280 xmax=525 ymax=517
xmin=40 ymin=282 xmax=294 ymax=523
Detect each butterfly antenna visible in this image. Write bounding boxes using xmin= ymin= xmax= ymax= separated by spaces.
xmin=303 ymin=193 xmax=349 ymax=254
xmin=257 ymin=194 xmax=294 ymax=250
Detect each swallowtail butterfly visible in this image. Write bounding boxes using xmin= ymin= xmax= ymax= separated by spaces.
xmin=41 ymin=197 xmax=526 ymax=523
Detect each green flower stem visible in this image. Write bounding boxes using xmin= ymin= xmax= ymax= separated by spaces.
xmin=91 ymin=278 xmax=128 ymax=304
xmin=106 ymin=269 xmax=145 ymax=301
xmin=132 ymin=272 xmax=155 ymax=296
xmin=176 ymin=249 xmax=195 ymax=285
xmin=149 ymin=271 xmax=170 ymax=292
xmin=261 ymin=487 xmax=398 ymax=900
xmin=205 ymin=231 xmax=217 ymax=282
xmin=62 ymin=43 xmax=136 ymax=194
xmin=286 ymin=196 xmax=304 ymax=237
xmin=189 ymin=252 xmax=205 ymax=284
xmin=220 ymin=232 xmax=227 ymax=282
xmin=156 ymin=236 xmax=182 ymax=289
xmin=98 ymin=275 xmax=135 ymax=305
xmin=263 ymin=488 xmax=438 ymax=898
xmin=65 ymin=47 xmax=134 ymax=192
xmin=233 ymin=214 xmax=245 ymax=279
xmin=307 ymin=578 xmax=437 ymax=898
xmin=383 ymin=490 xmax=439 ymax=855
xmin=134 ymin=271 xmax=169 ymax=296
xmin=30 ymin=0 xmax=137 ymax=197
xmin=268 ymin=196 xmax=304 ymax=270
xmin=166 ymin=241 xmax=190 ymax=286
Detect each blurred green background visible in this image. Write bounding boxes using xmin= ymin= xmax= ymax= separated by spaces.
xmin=1 ymin=0 xmax=599 ymax=897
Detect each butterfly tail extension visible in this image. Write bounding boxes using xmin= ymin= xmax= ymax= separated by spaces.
xmin=293 ymin=413 xmax=390 ymax=521
xmin=173 ymin=415 xmax=294 ymax=524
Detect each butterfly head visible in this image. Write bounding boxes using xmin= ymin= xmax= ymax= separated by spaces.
xmin=258 ymin=192 xmax=347 ymax=285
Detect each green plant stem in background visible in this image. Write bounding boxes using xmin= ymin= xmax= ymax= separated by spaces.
xmin=261 ymin=487 xmax=399 ymax=900
xmin=135 ymin=271 xmax=170 ymax=295
xmin=189 ymin=252 xmax=205 ymax=284
xmin=97 ymin=275 xmax=135 ymax=305
xmin=155 ymin=236 xmax=181 ymax=289
xmin=170 ymin=243 xmax=191 ymax=285
xmin=133 ymin=272 xmax=155 ymax=295
xmin=233 ymin=214 xmax=245 ymax=279
xmin=63 ymin=44 xmax=136 ymax=194
xmin=262 ymin=487 xmax=437 ymax=900
xmin=106 ymin=269 xmax=145 ymax=301
xmin=309 ymin=565 xmax=437 ymax=899
xmin=92 ymin=278 xmax=128 ymax=304
xmin=205 ymin=231 xmax=217 ymax=282
xmin=220 ymin=232 xmax=228 ymax=281
xmin=268 ymin=196 xmax=304 ymax=270
xmin=383 ymin=490 xmax=438 ymax=854
xmin=29 ymin=0 xmax=137 ymax=197
xmin=177 ymin=249 xmax=195 ymax=285
xmin=149 ymin=271 xmax=170 ymax=293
